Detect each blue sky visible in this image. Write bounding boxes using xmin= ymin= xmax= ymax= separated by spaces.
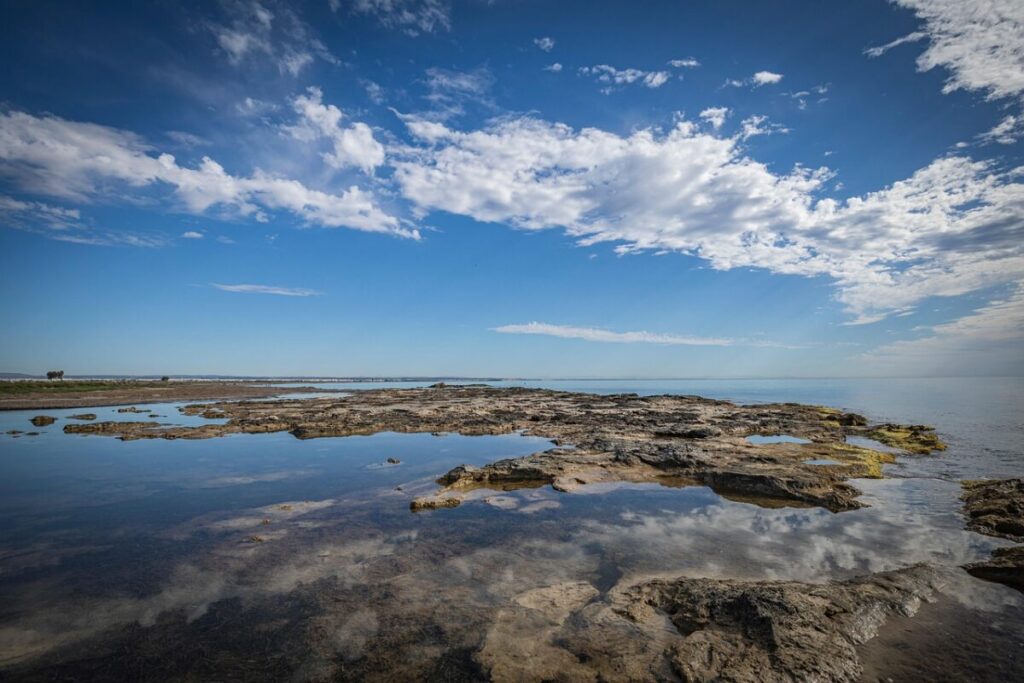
xmin=1 ymin=0 xmax=1022 ymax=377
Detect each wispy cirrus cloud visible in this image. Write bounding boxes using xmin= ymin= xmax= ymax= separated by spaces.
xmin=493 ymin=323 xmax=805 ymax=349
xmin=207 ymin=0 xmax=338 ymax=76
xmin=877 ymin=0 xmax=1024 ymax=101
xmin=493 ymin=322 xmax=732 ymax=346
xmin=348 ymin=0 xmax=451 ymax=35
xmin=211 ymin=283 xmax=322 ymax=296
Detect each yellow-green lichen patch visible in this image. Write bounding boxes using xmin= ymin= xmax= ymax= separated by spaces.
xmin=810 ymin=442 xmax=897 ymax=479
xmin=865 ymin=424 xmax=946 ymax=454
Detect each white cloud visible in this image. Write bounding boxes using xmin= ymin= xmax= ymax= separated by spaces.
xmin=211 ymin=283 xmax=322 ymax=296
xmin=725 ymin=71 xmax=784 ymax=88
xmin=885 ymin=0 xmax=1024 ymax=100
xmin=978 ymin=114 xmax=1023 ymax=145
xmin=699 ymin=107 xmax=729 ymax=130
xmin=864 ymin=31 xmax=928 ymax=58
xmin=544 ymin=63 xmax=563 ymax=73
xmin=493 ymin=322 xmax=732 ymax=346
xmin=579 ymin=65 xmax=672 ymax=90
xmin=392 ymin=114 xmax=1024 ymax=323
xmin=738 ymin=114 xmax=789 ymax=140
xmin=668 ymin=58 xmax=700 ymax=68
xmin=0 ymin=110 xmax=412 ymax=237
xmin=533 ymin=37 xmax=555 ymax=52
xmin=752 ymin=70 xmax=783 ymax=86
xmin=208 ymin=0 xmax=337 ymax=76
xmin=286 ymin=87 xmax=385 ymax=174
xmin=182 ymin=231 xmax=205 ymax=239
xmin=351 ymin=0 xmax=451 ymax=35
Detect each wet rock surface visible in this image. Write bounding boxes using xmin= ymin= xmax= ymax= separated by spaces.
xmin=67 ymin=413 xmax=96 ymax=421
xmin=29 ymin=415 xmax=55 ymax=427
xmin=961 ymin=478 xmax=1024 ymax=541
xmin=55 ymin=385 xmax=945 ymax=512
xmin=478 ymin=566 xmax=941 ymax=683
xmin=961 ymin=478 xmax=1024 ymax=591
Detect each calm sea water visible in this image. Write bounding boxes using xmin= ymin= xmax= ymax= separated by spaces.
xmin=0 ymin=378 xmax=1021 ymax=680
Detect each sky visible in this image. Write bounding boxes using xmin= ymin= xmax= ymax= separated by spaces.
xmin=0 ymin=0 xmax=1022 ymax=378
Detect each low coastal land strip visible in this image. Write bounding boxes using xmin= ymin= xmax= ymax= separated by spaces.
xmin=0 ymin=380 xmax=337 ymax=410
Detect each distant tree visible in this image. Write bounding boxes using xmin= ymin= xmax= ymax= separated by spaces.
xmin=46 ymin=370 xmax=64 ymax=381
xmin=161 ymin=376 xmax=170 ymax=382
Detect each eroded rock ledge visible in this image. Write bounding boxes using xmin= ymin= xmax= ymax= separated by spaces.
xmin=61 ymin=385 xmax=945 ymax=514
xmin=480 ymin=565 xmax=941 ymax=683
xmin=961 ymin=478 xmax=1024 ymax=590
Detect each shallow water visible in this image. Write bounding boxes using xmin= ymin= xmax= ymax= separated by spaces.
xmin=1 ymin=378 xmax=1022 ymax=680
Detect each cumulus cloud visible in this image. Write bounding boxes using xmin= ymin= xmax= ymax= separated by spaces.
xmin=725 ymin=70 xmax=784 ymax=88
xmin=544 ymin=63 xmax=563 ymax=73
xmin=211 ymin=283 xmax=323 ymax=296
xmin=285 ymin=87 xmax=386 ymax=174
xmin=350 ymin=0 xmax=451 ymax=35
xmin=579 ymin=64 xmax=672 ymax=91
xmin=668 ymin=58 xmax=700 ymax=68
xmin=391 ymin=114 xmax=1024 ymax=323
xmin=533 ymin=36 xmax=555 ymax=52
xmin=492 ymin=322 xmax=732 ymax=346
xmin=699 ymin=107 xmax=729 ymax=130
xmin=884 ymin=0 xmax=1024 ymax=101
xmin=752 ymin=70 xmax=783 ymax=86
xmin=0 ymin=110 xmax=411 ymax=237
xmin=208 ymin=0 xmax=337 ymax=76
xmin=181 ymin=231 xmax=205 ymax=239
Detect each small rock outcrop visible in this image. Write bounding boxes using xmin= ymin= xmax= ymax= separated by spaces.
xmin=68 ymin=413 xmax=97 ymax=421
xmin=961 ymin=478 xmax=1024 ymax=591
xmin=29 ymin=415 xmax=55 ymax=427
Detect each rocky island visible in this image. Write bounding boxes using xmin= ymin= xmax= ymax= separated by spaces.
xmin=61 ymin=384 xmax=945 ymax=515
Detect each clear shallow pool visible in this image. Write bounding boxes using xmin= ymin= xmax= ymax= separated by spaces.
xmin=1 ymin=379 xmax=1022 ymax=680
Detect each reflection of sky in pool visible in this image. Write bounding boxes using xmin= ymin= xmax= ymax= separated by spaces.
xmin=1 ymin=378 xmax=1022 ymax=678
xmin=745 ymin=434 xmax=811 ymax=445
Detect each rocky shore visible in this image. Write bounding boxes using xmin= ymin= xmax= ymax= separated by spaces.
xmin=961 ymin=478 xmax=1024 ymax=590
xmin=62 ymin=384 xmax=945 ymax=514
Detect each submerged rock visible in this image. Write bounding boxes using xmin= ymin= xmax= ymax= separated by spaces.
xmin=478 ymin=566 xmax=941 ymax=683
xmin=29 ymin=415 xmax=55 ymax=427
xmin=63 ymin=421 xmax=161 ymax=439
xmin=965 ymin=546 xmax=1024 ymax=591
xmin=68 ymin=413 xmax=97 ymax=421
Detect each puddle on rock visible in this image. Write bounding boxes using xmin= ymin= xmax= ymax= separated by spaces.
xmin=746 ymin=434 xmax=811 ymax=445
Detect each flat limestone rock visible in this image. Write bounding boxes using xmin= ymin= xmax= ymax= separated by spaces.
xmin=477 ymin=566 xmax=941 ymax=683
xmin=51 ymin=385 xmax=945 ymax=512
